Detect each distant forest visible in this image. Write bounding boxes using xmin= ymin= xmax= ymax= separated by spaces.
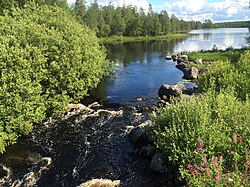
xmin=214 ymin=21 xmax=250 ymax=28
xmin=1 ymin=0 xmax=250 ymax=38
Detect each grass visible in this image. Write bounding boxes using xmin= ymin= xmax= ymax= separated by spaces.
xmin=187 ymin=48 xmax=249 ymax=63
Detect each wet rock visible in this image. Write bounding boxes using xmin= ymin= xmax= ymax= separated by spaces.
xmin=79 ymin=179 xmax=120 ymax=187
xmin=183 ymin=67 xmax=199 ymax=80
xmin=88 ymin=102 xmax=102 ymax=110
xmin=140 ymin=106 xmax=157 ymax=114
xmin=136 ymin=97 xmax=143 ymax=102
xmin=172 ymin=54 xmax=178 ymax=61
xmin=150 ymin=153 xmax=171 ymax=174
xmin=177 ymin=55 xmax=189 ymax=64
xmin=165 ymin=56 xmax=172 ymax=60
xmin=158 ymin=84 xmax=185 ymax=100
xmin=157 ymin=100 xmax=171 ymax=107
xmin=129 ymin=120 xmax=153 ymax=146
xmin=175 ymin=62 xmax=188 ymax=71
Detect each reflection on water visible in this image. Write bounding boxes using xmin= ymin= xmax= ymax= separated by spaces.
xmin=176 ymin=28 xmax=249 ymax=52
xmin=85 ymin=28 xmax=249 ymax=105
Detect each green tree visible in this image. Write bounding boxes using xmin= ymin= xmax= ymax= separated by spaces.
xmin=74 ymin=0 xmax=86 ymax=23
xmin=85 ymin=0 xmax=100 ymax=33
xmin=0 ymin=2 xmax=110 ymax=153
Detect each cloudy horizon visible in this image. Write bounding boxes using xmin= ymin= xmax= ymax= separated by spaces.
xmin=67 ymin=0 xmax=250 ymax=22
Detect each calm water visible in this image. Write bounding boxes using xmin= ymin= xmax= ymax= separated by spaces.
xmin=86 ymin=28 xmax=250 ymax=105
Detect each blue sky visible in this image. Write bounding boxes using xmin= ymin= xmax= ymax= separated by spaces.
xmin=67 ymin=0 xmax=250 ymax=22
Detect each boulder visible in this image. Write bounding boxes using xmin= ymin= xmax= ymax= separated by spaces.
xmin=171 ymin=54 xmax=178 ymax=61
xmin=129 ymin=120 xmax=153 ymax=146
xmin=150 ymin=153 xmax=172 ymax=174
xmin=177 ymin=55 xmax=189 ymax=64
xmin=79 ymin=179 xmax=120 ymax=187
xmin=175 ymin=62 xmax=188 ymax=71
xmin=158 ymin=84 xmax=185 ymax=100
xmin=165 ymin=56 xmax=172 ymax=60
xmin=183 ymin=67 xmax=199 ymax=80
xmin=180 ymin=55 xmax=188 ymax=61
xmin=194 ymin=58 xmax=203 ymax=64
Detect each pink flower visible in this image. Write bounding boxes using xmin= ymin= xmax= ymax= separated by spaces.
xmin=188 ymin=163 xmax=198 ymax=176
xmin=196 ymin=139 xmax=204 ymax=152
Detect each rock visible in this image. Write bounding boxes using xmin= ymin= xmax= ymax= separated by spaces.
xmin=139 ymin=145 xmax=156 ymax=158
xmin=199 ymin=67 xmax=209 ymax=76
xmin=175 ymin=62 xmax=188 ymax=71
xmin=177 ymin=55 xmax=189 ymax=64
xmin=158 ymin=84 xmax=185 ymax=100
xmin=150 ymin=153 xmax=171 ymax=174
xmin=194 ymin=58 xmax=203 ymax=64
xmin=183 ymin=67 xmax=199 ymax=80
xmin=136 ymin=97 xmax=143 ymax=102
xmin=157 ymin=100 xmax=170 ymax=107
xmin=129 ymin=120 xmax=153 ymax=146
xmin=171 ymin=54 xmax=178 ymax=61
xmin=165 ymin=56 xmax=172 ymax=60
xmin=79 ymin=179 xmax=120 ymax=187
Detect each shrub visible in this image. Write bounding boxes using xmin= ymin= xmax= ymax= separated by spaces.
xmin=153 ymin=91 xmax=250 ymax=186
xmin=197 ymin=51 xmax=250 ymax=101
xmin=0 ymin=3 xmax=111 ymax=153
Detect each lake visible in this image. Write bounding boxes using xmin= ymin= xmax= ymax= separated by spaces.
xmin=84 ymin=28 xmax=249 ymax=106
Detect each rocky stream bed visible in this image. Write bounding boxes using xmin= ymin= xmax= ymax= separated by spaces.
xmin=0 ymin=102 xmax=187 ymax=187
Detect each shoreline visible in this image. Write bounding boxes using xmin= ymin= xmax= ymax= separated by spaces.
xmin=99 ymin=33 xmax=190 ymax=44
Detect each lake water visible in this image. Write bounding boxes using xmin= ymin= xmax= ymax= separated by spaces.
xmin=87 ymin=28 xmax=250 ymax=106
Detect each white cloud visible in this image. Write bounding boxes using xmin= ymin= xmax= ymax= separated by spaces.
xmin=67 ymin=0 xmax=149 ymax=11
xmin=164 ymin=0 xmax=250 ymax=22
xmin=67 ymin=0 xmax=250 ymax=22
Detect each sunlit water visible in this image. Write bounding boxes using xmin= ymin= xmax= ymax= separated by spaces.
xmin=85 ymin=28 xmax=249 ymax=105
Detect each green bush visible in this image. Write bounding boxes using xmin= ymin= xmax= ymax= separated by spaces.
xmin=0 ymin=3 xmax=111 ymax=153
xmin=153 ymin=91 xmax=250 ymax=186
xmin=197 ymin=51 xmax=250 ymax=101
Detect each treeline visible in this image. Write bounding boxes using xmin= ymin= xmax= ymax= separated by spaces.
xmin=73 ymin=1 xmax=204 ymax=37
xmin=214 ymin=21 xmax=250 ymax=28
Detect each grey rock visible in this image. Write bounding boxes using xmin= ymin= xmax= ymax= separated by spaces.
xmin=150 ymin=153 xmax=171 ymax=174
xmin=183 ymin=67 xmax=199 ymax=80
xmin=158 ymin=84 xmax=185 ymax=100
xmin=165 ymin=56 xmax=172 ymax=60
xmin=175 ymin=62 xmax=188 ymax=71
xmin=129 ymin=120 xmax=153 ymax=146
xmin=194 ymin=58 xmax=203 ymax=64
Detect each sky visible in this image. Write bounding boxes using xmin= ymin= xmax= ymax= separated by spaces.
xmin=67 ymin=0 xmax=250 ymax=22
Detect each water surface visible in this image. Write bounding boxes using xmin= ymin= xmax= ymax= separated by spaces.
xmin=86 ymin=28 xmax=249 ymax=105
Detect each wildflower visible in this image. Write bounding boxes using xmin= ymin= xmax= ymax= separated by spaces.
xmin=188 ymin=163 xmax=198 ymax=176
xmin=203 ymin=156 xmax=210 ymax=176
xmin=196 ymin=139 xmax=204 ymax=152
xmin=216 ymin=174 xmax=221 ymax=182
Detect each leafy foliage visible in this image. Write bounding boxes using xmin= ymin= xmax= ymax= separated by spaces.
xmin=197 ymin=51 xmax=250 ymax=101
xmin=0 ymin=3 xmax=110 ymax=153
xmin=153 ymin=91 xmax=250 ymax=186
xmin=153 ymin=51 xmax=250 ymax=185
